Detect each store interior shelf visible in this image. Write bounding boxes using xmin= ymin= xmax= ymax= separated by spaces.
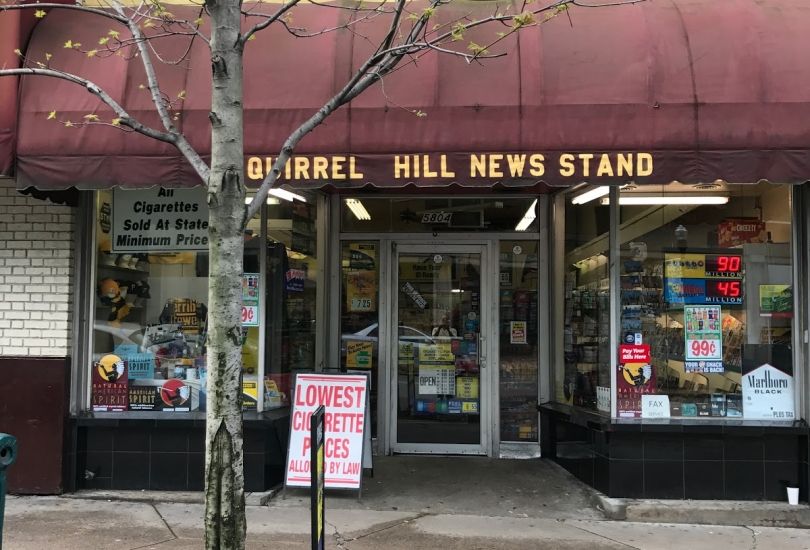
xmin=98 ymin=264 xmax=150 ymax=274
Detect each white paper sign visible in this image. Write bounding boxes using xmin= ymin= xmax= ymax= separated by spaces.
xmin=112 ymin=187 xmax=209 ymax=252
xmin=286 ymin=374 xmax=368 ymax=489
xmin=418 ymin=365 xmax=455 ymax=395
xmin=742 ymin=363 xmax=795 ymax=420
xmin=596 ymin=386 xmax=611 ymax=413
xmin=641 ymin=394 xmax=671 ymax=418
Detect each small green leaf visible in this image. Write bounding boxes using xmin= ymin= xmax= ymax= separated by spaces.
xmin=98 ymin=37 xmax=109 ymax=45
xmin=467 ymin=42 xmax=488 ymax=55
xmin=34 ymin=9 xmax=46 ymax=18
xmin=46 ymin=111 xmax=57 ymax=120
xmin=86 ymin=49 xmax=98 ymax=58
xmin=512 ymin=12 xmax=535 ymax=28
xmin=107 ymin=29 xmax=120 ymax=38
xmin=83 ymin=114 xmax=99 ymax=121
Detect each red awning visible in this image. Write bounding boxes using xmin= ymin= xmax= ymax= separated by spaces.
xmin=0 ymin=10 xmax=39 ymax=176
xmin=13 ymin=0 xmax=810 ymax=190
xmin=0 ymin=0 xmax=76 ymax=177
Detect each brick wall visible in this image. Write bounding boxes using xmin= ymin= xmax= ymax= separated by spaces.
xmin=0 ymin=178 xmax=74 ymax=357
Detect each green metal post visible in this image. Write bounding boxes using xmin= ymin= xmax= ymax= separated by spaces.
xmin=0 ymin=433 xmax=18 ymax=549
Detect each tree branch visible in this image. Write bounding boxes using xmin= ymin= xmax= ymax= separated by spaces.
xmin=245 ymin=0 xmax=428 ymax=219
xmin=0 ymin=67 xmax=176 ymax=144
xmin=245 ymin=0 xmax=585 ymax=218
xmin=0 ymin=2 xmax=128 ymax=23
xmin=108 ymin=0 xmax=209 ymax=183
xmin=241 ymin=0 xmax=303 ymax=45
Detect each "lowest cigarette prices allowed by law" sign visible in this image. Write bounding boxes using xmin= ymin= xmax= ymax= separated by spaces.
xmin=285 ymin=374 xmax=368 ymax=490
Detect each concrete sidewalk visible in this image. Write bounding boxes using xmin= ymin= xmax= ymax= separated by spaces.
xmin=5 ymin=457 xmax=810 ymax=549
xmin=4 ymin=495 xmax=810 ymax=550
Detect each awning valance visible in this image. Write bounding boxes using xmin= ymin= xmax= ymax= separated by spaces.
xmin=13 ymin=0 xmax=810 ymax=190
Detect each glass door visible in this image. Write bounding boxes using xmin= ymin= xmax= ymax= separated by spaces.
xmin=391 ymin=244 xmax=488 ymax=454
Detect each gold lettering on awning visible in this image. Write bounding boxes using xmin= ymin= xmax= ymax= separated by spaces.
xmin=245 ymin=152 xmax=654 ymax=182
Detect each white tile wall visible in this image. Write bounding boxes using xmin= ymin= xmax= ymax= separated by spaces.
xmin=0 ymin=179 xmax=73 ymax=356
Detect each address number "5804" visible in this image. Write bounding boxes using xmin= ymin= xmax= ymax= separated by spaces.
xmin=421 ymin=212 xmax=452 ymax=224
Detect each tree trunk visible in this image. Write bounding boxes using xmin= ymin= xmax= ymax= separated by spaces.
xmin=204 ymin=0 xmax=247 ymax=548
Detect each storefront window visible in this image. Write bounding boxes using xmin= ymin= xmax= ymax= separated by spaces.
xmin=264 ymin=197 xmax=319 ymax=410
xmin=559 ymin=195 xmax=610 ymax=412
xmin=340 ymin=241 xmax=380 ymax=436
xmin=617 ymin=183 xmax=794 ymax=420
xmin=499 ymin=241 xmax=539 ymax=442
xmin=90 ymin=188 xmax=318 ymax=413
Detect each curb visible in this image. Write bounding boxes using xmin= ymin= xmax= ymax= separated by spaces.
xmin=589 ymin=491 xmax=810 ymax=528
xmin=590 ymin=493 xmax=627 ymax=520
xmin=62 ymin=489 xmax=280 ymax=507
xmin=625 ymin=499 xmax=810 ymax=528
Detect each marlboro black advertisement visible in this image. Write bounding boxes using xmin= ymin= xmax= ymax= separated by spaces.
xmin=742 ymin=344 xmax=794 ymax=420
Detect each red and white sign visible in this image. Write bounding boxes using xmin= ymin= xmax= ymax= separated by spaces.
xmin=619 ymin=344 xmax=651 ymax=363
xmin=285 ymin=374 xmax=368 ymax=490
xmin=241 ymin=304 xmax=258 ymax=326
xmin=718 ymin=218 xmax=766 ymax=248
xmin=687 ymin=339 xmax=719 ymax=358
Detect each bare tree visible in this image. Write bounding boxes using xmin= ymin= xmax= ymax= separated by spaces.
xmin=0 ymin=0 xmax=638 ymax=547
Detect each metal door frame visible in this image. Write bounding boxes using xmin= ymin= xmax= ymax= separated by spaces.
xmin=388 ymin=242 xmax=493 ymax=456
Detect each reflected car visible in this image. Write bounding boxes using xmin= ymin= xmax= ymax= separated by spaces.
xmin=91 ymin=322 xmax=148 ymax=366
xmin=340 ymin=323 xmax=437 ymax=363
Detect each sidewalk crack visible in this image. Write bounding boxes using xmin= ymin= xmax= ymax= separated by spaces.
xmin=127 ymin=504 xmax=179 ymax=549
xmin=742 ymin=525 xmax=759 ymax=550
xmin=567 ymin=522 xmax=642 ymax=550
xmin=330 ymin=512 xmax=429 ymax=547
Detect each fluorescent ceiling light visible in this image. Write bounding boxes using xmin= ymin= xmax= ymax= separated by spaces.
xmin=269 ymin=188 xmax=307 ymax=203
xmin=571 ymin=186 xmax=610 ymax=205
xmin=600 ymin=196 xmax=729 ymax=206
xmin=346 ymin=199 xmax=371 ymax=221
xmin=515 ymin=199 xmax=538 ymax=231
xmin=244 ymin=196 xmax=280 ymax=205
xmin=451 ymin=289 xmax=464 ymax=293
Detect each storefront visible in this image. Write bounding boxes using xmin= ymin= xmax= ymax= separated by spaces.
xmin=543 ymin=182 xmax=810 ymax=499
xmin=3 ymin=0 xmax=810 ymax=498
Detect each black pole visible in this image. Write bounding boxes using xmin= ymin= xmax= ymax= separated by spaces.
xmin=310 ymin=406 xmax=325 ymax=550
xmin=0 ymin=433 xmax=18 ymax=549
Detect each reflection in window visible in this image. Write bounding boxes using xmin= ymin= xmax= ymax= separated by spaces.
xmin=499 ymin=241 xmax=539 ymax=442
xmin=90 ymin=189 xmax=319 ymax=414
xmin=340 ymin=242 xmax=380 ymax=436
xmin=264 ymin=198 xmax=319 ymax=410
xmin=618 ymin=183 xmax=794 ymax=420
xmin=559 ymin=194 xmax=611 ymax=412
xmin=91 ymin=188 xmax=261 ymax=413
